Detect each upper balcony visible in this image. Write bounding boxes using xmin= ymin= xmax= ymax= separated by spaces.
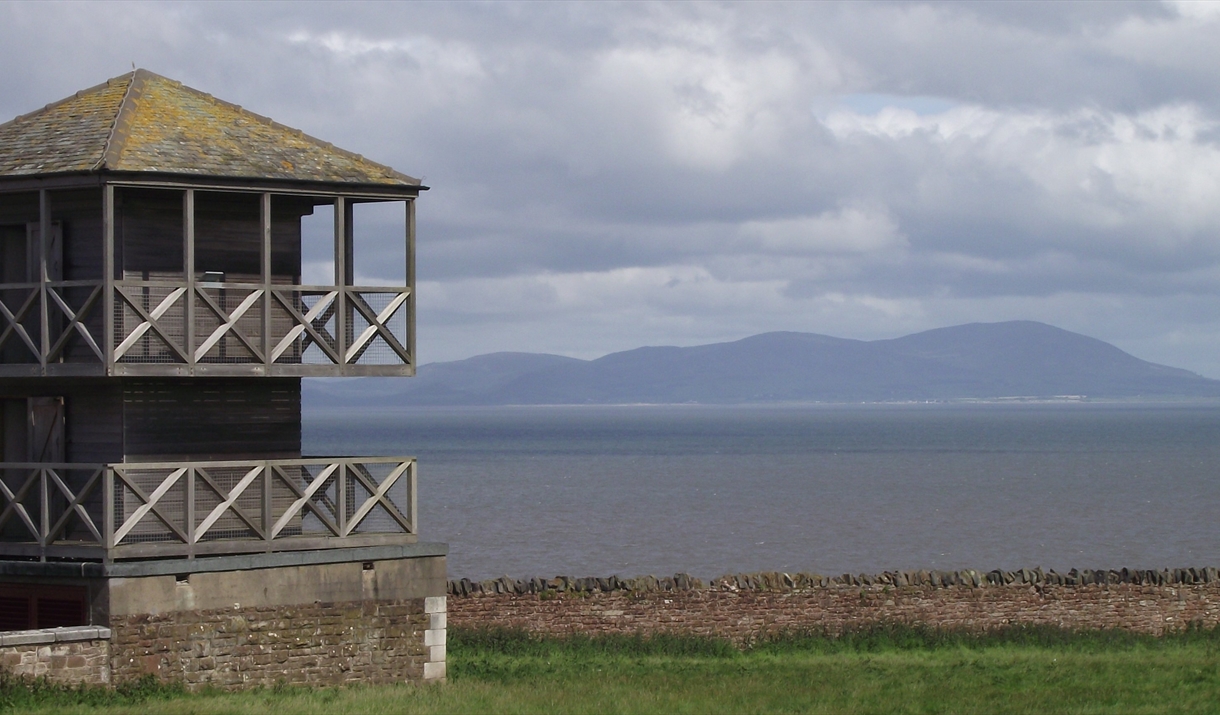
xmin=0 ymin=183 xmax=416 ymax=377
xmin=0 ymin=69 xmax=425 ymax=379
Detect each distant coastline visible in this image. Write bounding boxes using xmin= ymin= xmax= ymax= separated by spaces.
xmin=305 ymin=321 xmax=1220 ymax=409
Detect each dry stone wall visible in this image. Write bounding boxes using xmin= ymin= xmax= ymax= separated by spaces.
xmin=448 ymin=567 xmax=1220 ymax=642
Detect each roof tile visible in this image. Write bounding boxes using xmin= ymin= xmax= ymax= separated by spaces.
xmin=0 ymin=70 xmax=418 ymax=187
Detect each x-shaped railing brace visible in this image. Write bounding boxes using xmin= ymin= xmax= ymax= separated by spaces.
xmin=270 ymin=291 xmax=340 ymax=364
xmin=114 ymin=288 xmax=189 ymax=362
xmin=193 ymin=465 xmax=265 ymax=541
xmin=46 ymin=285 xmax=104 ymax=362
xmin=270 ymin=463 xmax=342 ymax=538
xmin=0 ymin=469 xmax=41 ymax=541
xmin=112 ymin=467 xmax=189 ymax=544
xmin=346 ymin=291 xmax=411 ymax=365
xmin=343 ymin=462 xmax=413 ymax=535
xmin=43 ymin=467 xmax=103 ymax=543
xmin=0 ymin=289 xmax=41 ymax=360
xmin=193 ymin=288 xmax=265 ymax=362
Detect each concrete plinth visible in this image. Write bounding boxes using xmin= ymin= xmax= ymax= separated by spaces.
xmin=0 ymin=542 xmax=448 ymax=689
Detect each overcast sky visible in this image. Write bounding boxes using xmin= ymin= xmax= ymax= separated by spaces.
xmin=4 ymin=2 xmax=1220 ymax=375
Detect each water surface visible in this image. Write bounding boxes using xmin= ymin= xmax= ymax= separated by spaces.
xmin=304 ymin=404 xmax=1220 ymax=580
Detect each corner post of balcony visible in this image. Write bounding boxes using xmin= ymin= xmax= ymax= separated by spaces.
xmin=184 ymin=189 xmax=196 ymax=370
xmin=407 ymin=198 xmax=416 ymax=369
xmin=261 ymin=193 xmax=272 ymax=369
xmin=38 ymin=189 xmax=50 ymax=374
xmin=102 ymin=184 xmax=115 ymax=372
xmin=102 ymin=466 xmax=115 ymax=555
xmin=408 ymin=459 xmax=418 ymax=535
xmin=337 ymin=459 xmax=348 ymax=537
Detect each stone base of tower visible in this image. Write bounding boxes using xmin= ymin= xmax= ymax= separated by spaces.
xmin=0 ymin=543 xmax=448 ymax=689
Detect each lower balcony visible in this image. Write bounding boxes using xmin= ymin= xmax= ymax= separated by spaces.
xmin=0 ymin=458 xmax=416 ymax=561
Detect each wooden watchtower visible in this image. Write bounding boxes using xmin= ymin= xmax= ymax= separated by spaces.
xmin=0 ymin=71 xmax=446 ymax=686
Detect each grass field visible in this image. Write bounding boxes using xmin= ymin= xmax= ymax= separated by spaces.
xmin=4 ymin=625 xmax=1220 ymax=714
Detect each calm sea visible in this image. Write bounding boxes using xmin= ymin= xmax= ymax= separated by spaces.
xmin=304 ymin=404 xmax=1220 ymax=580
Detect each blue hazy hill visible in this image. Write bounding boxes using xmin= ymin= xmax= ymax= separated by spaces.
xmin=305 ymin=321 xmax=1220 ymax=406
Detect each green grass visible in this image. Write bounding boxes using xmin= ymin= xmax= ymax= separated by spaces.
xmin=6 ymin=625 xmax=1220 ymax=714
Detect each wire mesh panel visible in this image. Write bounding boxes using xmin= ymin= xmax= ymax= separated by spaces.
xmin=114 ymin=285 xmax=187 ymax=364
xmin=347 ymin=289 xmax=410 ymax=366
xmin=192 ymin=464 xmax=263 ymax=542
xmin=345 ymin=460 xmax=414 ymax=535
xmin=112 ymin=465 xmax=188 ymax=545
xmin=272 ymin=462 xmax=338 ymax=537
xmin=270 ymin=288 xmax=340 ymax=365
xmin=193 ymin=285 xmax=264 ymax=364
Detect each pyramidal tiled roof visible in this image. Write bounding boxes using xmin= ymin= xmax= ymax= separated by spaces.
xmin=0 ymin=69 xmax=420 ymax=187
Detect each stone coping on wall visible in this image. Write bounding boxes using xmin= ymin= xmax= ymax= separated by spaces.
xmin=0 ymin=626 xmax=112 ymax=647
xmin=449 ymin=566 xmax=1220 ymax=596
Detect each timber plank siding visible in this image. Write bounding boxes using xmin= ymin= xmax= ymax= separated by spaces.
xmin=122 ymin=378 xmax=301 ymax=461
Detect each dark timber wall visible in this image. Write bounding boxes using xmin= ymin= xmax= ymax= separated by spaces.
xmin=122 ymin=377 xmax=301 ymax=460
xmin=114 ymin=188 xmax=311 ymax=282
xmin=0 ymin=377 xmax=301 ymax=463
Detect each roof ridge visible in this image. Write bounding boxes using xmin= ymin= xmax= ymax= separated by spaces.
xmin=134 ymin=71 xmax=421 ymax=185
xmin=0 ymin=74 xmax=129 ymax=134
xmin=94 ymin=69 xmax=141 ymax=170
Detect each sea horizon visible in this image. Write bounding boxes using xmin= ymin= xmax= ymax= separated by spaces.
xmin=305 ymin=402 xmax=1220 ymax=581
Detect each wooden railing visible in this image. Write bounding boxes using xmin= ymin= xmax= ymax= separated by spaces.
xmin=0 ymin=280 xmax=106 ymax=371
xmin=0 ymin=457 xmax=416 ymax=561
xmin=0 ymin=279 xmax=412 ymax=376
xmin=113 ymin=280 xmax=413 ymax=375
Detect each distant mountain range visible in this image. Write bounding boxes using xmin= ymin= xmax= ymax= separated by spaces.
xmin=304 ymin=321 xmax=1220 ymax=407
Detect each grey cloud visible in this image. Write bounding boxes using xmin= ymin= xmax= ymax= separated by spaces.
xmin=3 ymin=1 xmax=1220 ymax=374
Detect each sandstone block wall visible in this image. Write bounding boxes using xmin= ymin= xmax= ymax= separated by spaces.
xmin=448 ymin=568 xmax=1220 ymax=642
xmin=110 ymin=598 xmax=431 ymax=688
xmin=0 ymin=627 xmax=111 ymax=685
xmin=1 ymin=552 xmax=447 ymax=690
xmin=105 ymin=555 xmax=448 ymax=690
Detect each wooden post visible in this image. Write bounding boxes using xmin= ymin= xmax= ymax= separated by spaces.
xmin=406 ymin=199 xmax=416 ymax=371
xmin=38 ymin=190 xmax=50 ymax=373
xmin=337 ymin=460 xmax=347 ymax=537
xmin=185 ymin=465 xmax=195 ymax=558
xmin=344 ymin=200 xmax=355 ymax=363
xmin=408 ymin=460 xmax=417 ymax=534
xmin=102 ymin=184 xmax=115 ymax=373
xmin=261 ymin=193 xmax=272 ymax=369
xmin=334 ymin=197 xmax=346 ymax=363
xmin=39 ymin=468 xmax=48 ymax=561
xmin=102 ymin=467 xmax=114 ymax=558
xmin=184 ymin=189 xmax=195 ymax=372
xmin=263 ymin=463 xmax=273 ymax=551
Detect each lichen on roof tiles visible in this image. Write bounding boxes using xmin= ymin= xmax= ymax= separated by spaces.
xmin=0 ymin=70 xmax=419 ymax=187
xmin=0 ymin=75 xmax=131 ymax=176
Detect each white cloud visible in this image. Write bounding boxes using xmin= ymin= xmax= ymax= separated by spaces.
xmin=740 ymin=207 xmax=907 ymax=255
